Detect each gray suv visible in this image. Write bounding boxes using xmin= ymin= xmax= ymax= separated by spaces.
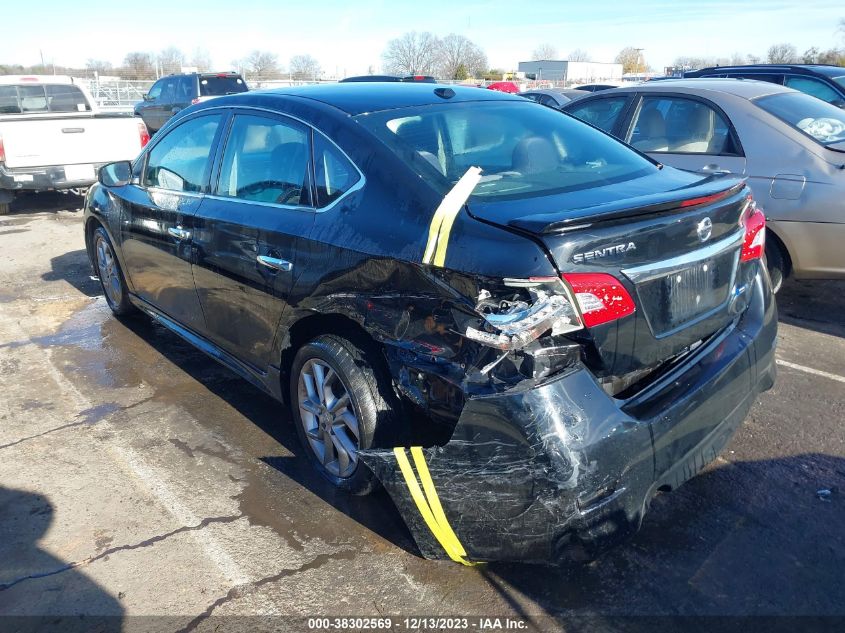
xmin=134 ymin=72 xmax=248 ymax=132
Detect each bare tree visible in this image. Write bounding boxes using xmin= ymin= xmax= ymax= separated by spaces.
xmin=244 ymin=50 xmax=280 ymax=80
xmin=802 ymin=47 xmax=820 ymax=64
xmin=158 ymin=47 xmax=185 ymax=75
xmin=767 ymin=43 xmax=798 ymax=64
xmin=616 ymin=47 xmax=645 ymax=74
xmin=729 ymin=52 xmax=748 ymax=65
xmin=290 ymin=54 xmax=321 ymax=80
xmin=437 ymin=33 xmax=487 ymax=79
xmin=531 ymin=43 xmax=558 ymax=61
xmin=747 ymin=54 xmax=761 ymax=64
xmin=85 ymin=59 xmax=113 ymax=74
xmin=190 ymin=48 xmax=212 ymax=72
xmin=382 ymin=31 xmax=440 ymax=76
xmin=568 ymin=49 xmax=591 ymax=62
xmin=122 ymin=52 xmax=156 ymax=79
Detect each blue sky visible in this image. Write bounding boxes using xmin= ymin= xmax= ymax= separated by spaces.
xmin=4 ymin=0 xmax=844 ymax=76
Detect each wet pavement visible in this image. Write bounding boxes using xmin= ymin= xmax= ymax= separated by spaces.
xmin=0 ymin=193 xmax=844 ymax=631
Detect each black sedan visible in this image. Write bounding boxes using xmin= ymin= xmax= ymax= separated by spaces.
xmin=84 ymin=83 xmax=776 ymax=564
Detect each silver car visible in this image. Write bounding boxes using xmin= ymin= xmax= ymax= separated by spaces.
xmin=564 ymin=79 xmax=845 ymax=290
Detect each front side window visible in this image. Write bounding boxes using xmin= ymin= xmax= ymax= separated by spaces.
xmin=145 ymin=115 xmax=221 ymax=192
xmin=784 ymin=76 xmax=842 ymax=105
xmin=628 ymin=96 xmax=737 ymax=155
xmin=313 ymin=133 xmax=360 ymax=207
xmin=566 ymin=97 xmax=627 ymax=134
xmin=46 ymin=85 xmax=90 ymax=112
xmin=217 ymin=114 xmax=311 ymax=206
xmin=756 ymin=92 xmax=845 ymax=146
xmin=360 ymin=101 xmax=656 ymax=201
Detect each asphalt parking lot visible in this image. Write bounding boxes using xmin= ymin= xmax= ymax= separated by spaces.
xmin=1 ymin=192 xmax=843 ymax=631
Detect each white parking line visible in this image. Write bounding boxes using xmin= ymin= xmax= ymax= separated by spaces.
xmin=776 ymin=359 xmax=845 ymax=385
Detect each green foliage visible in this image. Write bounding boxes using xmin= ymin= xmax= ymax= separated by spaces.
xmin=454 ymin=63 xmax=469 ymax=80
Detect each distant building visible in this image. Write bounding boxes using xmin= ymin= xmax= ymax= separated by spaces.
xmin=516 ymin=60 xmax=623 ymax=84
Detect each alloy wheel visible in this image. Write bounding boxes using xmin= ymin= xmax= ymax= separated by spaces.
xmin=95 ymin=235 xmax=123 ymax=307
xmin=297 ymin=358 xmax=361 ymax=478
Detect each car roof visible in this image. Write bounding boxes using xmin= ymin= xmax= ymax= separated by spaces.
xmin=244 ymin=82 xmax=518 ymax=115
xmin=597 ymin=78 xmax=793 ymax=100
xmin=693 ymin=64 xmax=845 ymax=78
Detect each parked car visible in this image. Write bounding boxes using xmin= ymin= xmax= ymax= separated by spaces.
xmin=518 ymin=88 xmax=588 ymax=108
xmin=563 ymin=78 xmax=845 ymax=291
xmin=340 ymin=75 xmax=436 ymax=83
xmin=84 ymin=83 xmax=775 ymax=564
xmin=575 ymin=84 xmax=621 ymax=92
xmin=684 ymin=64 xmax=845 ymax=108
xmin=486 ymin=81 xmax=520 ymax=93
xmin=0 ymin=75 xmax=149 ymax=215
xmin=134 ymin=72 xmax=248 ymax=133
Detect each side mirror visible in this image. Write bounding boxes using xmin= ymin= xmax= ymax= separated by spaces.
xmin=98 ymin=161 xmax=133 ymax=187
xmin=142 ymin=93 xmax=153 ymax=101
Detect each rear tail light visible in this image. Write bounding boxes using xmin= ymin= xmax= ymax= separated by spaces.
xmin=0 ymin=133 xmax=5 ymax=163
xmin=740 ymin=202 xmax=766 ymax=262
xmin=561 ymin=273 xmax=637 ymax=328
xmin=191 ymin=97 xmax=201 ymax=105
xmin=137 ymin=120 xmax=150 ymax=148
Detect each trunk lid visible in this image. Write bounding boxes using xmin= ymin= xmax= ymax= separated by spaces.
xmin=467 ymin=169 xmax=751 ymax=389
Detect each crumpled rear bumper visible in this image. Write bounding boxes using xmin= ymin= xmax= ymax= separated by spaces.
xmin=361 ymin=270 xmax=777 ymax=564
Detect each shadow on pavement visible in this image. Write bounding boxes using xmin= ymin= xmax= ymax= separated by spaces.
xmin=776 ymin=278 xmax=845 ymax=338
xmin=7 ymin=191 xmax=85 ymax=216
xmin=42 ymin=249 xmax=102 ymax=298
xmin=0 ymin=486 xmax=123 ymax=631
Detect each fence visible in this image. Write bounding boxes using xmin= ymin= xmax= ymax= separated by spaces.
xmin=77 ymin=79 xmax=155 ymax=113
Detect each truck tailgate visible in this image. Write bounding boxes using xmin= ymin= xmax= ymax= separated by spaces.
xmin=0 ymin=114 xmax=142 ymax=169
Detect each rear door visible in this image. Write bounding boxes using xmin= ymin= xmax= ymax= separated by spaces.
xmin=624 ymin=94 xmax=747 ymax=176
xmin=190 ymin=111 xmax=316 ymax=369
xmin=119 ymin=112 xmax=224 ymax=331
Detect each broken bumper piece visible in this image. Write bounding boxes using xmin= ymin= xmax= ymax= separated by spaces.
xmin=361 ymin=271 xmax=777 ymax=564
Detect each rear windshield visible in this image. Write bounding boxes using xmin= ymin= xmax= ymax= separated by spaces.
xmin=358 ymin=101 xmax=656 ymax=200
xmin=199 ymin=76 xmax=248 ymax=96
xmin=0 ymin=84 xmax=91 ymax=114
xmin=756 ymin=92 xmax=845 ymax=146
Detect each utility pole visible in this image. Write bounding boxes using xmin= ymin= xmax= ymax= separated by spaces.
xmin=635 ymin=48 xmax=645 ymax=76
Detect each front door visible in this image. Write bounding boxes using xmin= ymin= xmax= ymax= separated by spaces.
xmin=626 ymin=95 xmax=747 ymax=176
xmin=191 ymin=111 xmax=316 ymax=370
xmin=119 ymin=112 xmax=224 ymax=332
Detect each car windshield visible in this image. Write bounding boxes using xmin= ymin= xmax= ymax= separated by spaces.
xmin=756 ymin=92 xmax=845 ymax=146
xmin=199 ymin=76 xmax=247 ymax=96
xmin=358 ymin=101 xmax=656 ymax=200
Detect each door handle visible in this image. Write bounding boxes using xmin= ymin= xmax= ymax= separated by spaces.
xmin=167 ymin=226 xmax=191 ymax=240
xmin=257 ymin=255 xmax=293 ymax=272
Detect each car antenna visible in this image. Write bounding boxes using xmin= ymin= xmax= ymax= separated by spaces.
xmin=434 ymin=87 xmax=455 ymax=99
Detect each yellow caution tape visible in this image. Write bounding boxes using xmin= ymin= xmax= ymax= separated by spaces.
xmin=422 ymin=166 xmax=483 ymax=268
xmin=393 ymin=446 xmax=477 ymax=565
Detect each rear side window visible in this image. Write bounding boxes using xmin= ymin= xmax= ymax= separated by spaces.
xmin=145 ymin=115 xmax=221 ymax=192
xmin=756 ymin=92 xmax=845 ymax=146
xmin=628 ymin=97 xmax=737 ymax=155
xmin=313 ymin=134 xmax=360 ymax=207
xmin=0 ymin=86 xmax=21 ymax=114
xmin=217 ymin=114 xmax=311 ymax=206
xmin=200 ymin=76 xmax=248 ymax=97
xmin=784 ymin=76 xmax=842 ymax=105
xmin=566 ymin=97 xmax=628 ymax=134
xmin=46 ymin=85 xmax=90 ymax=112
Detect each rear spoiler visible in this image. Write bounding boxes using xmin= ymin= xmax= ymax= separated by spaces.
xmin=508 ymin=179 xmax=746 ymax=235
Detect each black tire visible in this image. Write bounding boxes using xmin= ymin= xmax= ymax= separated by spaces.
xmin=92 ymin=226 xmax=136 ymax=316
xmin=765 ymin=239 xmax=787 ymax=294
xmin=289 ymin=334 xmax=399 ymax=495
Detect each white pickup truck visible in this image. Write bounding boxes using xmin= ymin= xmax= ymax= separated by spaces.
xmin=0 ymin=75 xmax=149 ymax=214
